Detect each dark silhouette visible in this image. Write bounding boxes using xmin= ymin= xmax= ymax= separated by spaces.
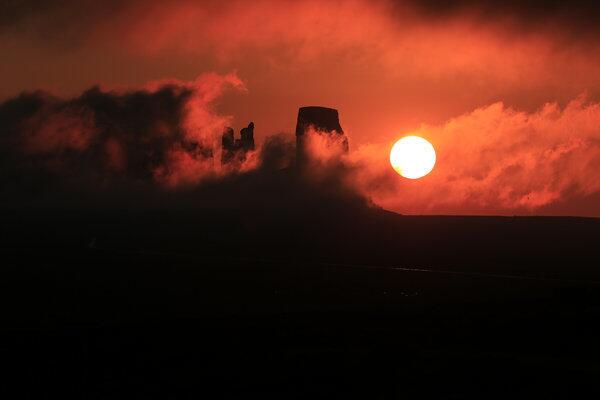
xmin=295 ymin=106 xmax=344 ymax=136
xmin=295 ymin=106 xmax=348 ymax=166
xmin=221 ymin=126 xmax=236 ymax=165
xmin=221 ymin=122 xmax=255 ymax=166
xmin=238 ymin=122 xmax=255 ymax=151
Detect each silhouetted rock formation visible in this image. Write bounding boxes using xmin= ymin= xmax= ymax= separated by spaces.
xmin=221 ymin=127 xmax=236 ymax=165
xmin=221 ymin=122 xmax=255 ymax=166
xmin=238 ymin=122 xmax=255 ymax=152
xmin=295 ymin=106 xmax=348 ymax=166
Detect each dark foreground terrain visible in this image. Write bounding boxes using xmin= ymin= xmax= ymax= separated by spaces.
xmin=2 ymin=193 xmax=600 ymax=398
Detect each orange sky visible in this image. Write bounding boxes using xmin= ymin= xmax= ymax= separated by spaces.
xmin=2 ymin=0 xmax=600 ymax=215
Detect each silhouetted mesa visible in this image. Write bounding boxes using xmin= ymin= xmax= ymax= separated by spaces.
xmin=221 ymin=127 xmax=235 ymax=164
xmin=238 ymin=122 xmax=255 ymax=151
xmin=221 ymin=122 xmax=255 ymax=165
xmin=295 ymin=106 xmax=348 ymax=166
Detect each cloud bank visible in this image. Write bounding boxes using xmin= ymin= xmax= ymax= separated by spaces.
xmin=347 ymin=97 xmax=600 ymax=215
xmin=0 ymin=73 xmax=245 ymax=190
xmin=1 ymin=72 xmax=600 ymax=216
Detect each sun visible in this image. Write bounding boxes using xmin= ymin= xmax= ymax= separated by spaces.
xmin=390 ymin=136 xmax=436 ymax=179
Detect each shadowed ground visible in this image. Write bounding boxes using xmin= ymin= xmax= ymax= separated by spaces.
xmin=1 ymin=186 xmax=599 ymax=398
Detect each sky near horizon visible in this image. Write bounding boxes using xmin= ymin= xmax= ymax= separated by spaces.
xmin=2 ymin=0 xmax=600 ymax=216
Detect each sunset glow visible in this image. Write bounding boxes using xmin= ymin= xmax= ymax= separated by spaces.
xmin=1 ymin=0 xmax=600 ymax=215
xmin=3 ymin=2 xmax=600 ymax=396
xmin=390 ymin=136 xmax=436 ymax=179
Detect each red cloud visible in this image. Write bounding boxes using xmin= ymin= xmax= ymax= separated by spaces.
xmin=346 ymin=96 xmax=600 ymax=216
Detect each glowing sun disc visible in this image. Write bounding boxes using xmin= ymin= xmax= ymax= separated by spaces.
xmin=390 ymin=136 xmax=436 ymax=179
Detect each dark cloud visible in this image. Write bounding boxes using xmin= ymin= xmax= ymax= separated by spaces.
xmin=5 ymin=0 xmax=600 ymax=42
xmin=0 ymin=0 xmax=121 ymax=28
xmin=0 ymin=73 xmax=249 ymax=194
xmin=0 ymin=0 xmax=120 ymax=47
xmin=0 ymin=85 xmax=190 ymax=187
xmin=5 ymin=0 xmax=600 ymax=34
xmin=0 ymin=74 xmax=368 ymax=218
xmin=403 ymin=0 xmax=600 ymax=37
xmin=393 ymin=0 xmax=600 ymax=26
xmin=410 ymin=0 xmax=600 ymax=18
